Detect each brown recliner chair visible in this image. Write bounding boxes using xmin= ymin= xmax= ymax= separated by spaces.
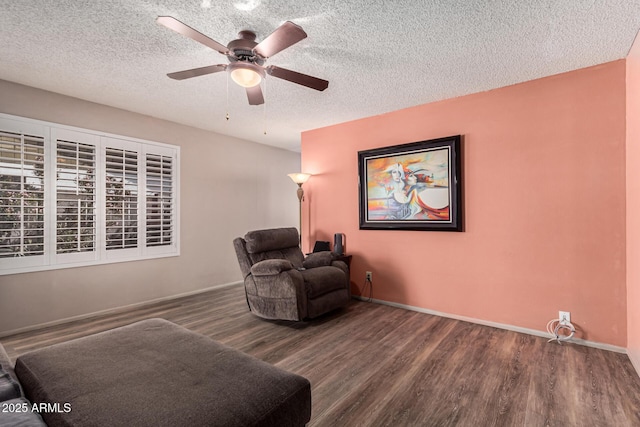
xmin=233 ymin=227 xmax=351 ymax=321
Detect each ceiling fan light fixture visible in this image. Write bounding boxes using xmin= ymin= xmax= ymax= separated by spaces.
xmin=229 ymin=63 xmax=264 ymax=88
xmin=231 ymin=68 xmax=261 ymax=87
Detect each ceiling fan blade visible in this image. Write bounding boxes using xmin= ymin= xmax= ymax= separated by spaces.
xmin=266 ymin=65 xmax=329 ymax=91
xmin=157 ymin=16 xmax=229 ymax=55
xmin=246 ymin=85 xmax=265 ymax=105
xmin=167 ymin=64 xmax=227 ymax=80
xmin=254 ymin=21 xmax=307 ymax=59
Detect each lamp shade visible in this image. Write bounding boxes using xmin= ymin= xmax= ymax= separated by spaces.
xmin=288 ymin=173 xmax=311 ymax=184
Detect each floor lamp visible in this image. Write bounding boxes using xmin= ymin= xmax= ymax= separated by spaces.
xmin=287 ymin=173 xmax=311 ymax=245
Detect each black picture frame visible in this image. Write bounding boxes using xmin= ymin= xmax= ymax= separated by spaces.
xmin=358 ymin=135 xmax=463 ymax=231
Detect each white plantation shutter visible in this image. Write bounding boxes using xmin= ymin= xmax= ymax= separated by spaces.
xmin=146 ymin=153 xmax=173 ymax=247
xmin=0 ymin=114 xmax=179 ymax=276
xmin=105 ymin=147 xmax=138 ymax=250
xmin=0 ymin=130 xmax=45 ymax=258
xmin=56 ymin=139 xmax=96 ymax=254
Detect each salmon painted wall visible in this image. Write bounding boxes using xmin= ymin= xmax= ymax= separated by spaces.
xmin=302 ymin=61 xmax=627 ymax=347
xmin=627 ymin=33 xmax=640 ymax=370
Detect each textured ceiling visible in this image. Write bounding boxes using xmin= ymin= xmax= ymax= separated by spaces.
xmin=1 ymin=1 xmax=640 ymax=152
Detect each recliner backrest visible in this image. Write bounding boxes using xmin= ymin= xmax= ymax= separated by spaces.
xmin=242 ymin=227 xmax=304 ymax=269
xmin=232 ymin=237 xmax=253 ymax=279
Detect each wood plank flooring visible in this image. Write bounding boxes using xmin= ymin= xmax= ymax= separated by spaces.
xmin=2 ymin=284 xmax=640 ymax=426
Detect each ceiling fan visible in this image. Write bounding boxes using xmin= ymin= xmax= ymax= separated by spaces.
xmin=157 ymin=16 xmax=329 ymax=105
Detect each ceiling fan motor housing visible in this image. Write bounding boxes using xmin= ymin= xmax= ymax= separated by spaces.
xmin=227 ymin=31 xmax=264 ymax=65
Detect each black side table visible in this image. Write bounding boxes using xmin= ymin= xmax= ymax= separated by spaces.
xmin=334 ymin=254 xmax=352 ymax=269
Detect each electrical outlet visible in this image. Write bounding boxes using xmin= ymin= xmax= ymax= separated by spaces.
xmin=559 ymin=311 xmax=571 ymax=325
xmin=366 ymin=271 xmax=372 ymax=281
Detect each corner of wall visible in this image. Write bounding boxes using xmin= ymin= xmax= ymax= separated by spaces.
xmin=626 ymin=29 xmax=640 ymax=377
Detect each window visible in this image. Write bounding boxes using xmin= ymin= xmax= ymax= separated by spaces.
xmin=0 ymin=114 xmax=180 ymax=275
xmin=146 ymin=153 xmax=174 ymax=247
xmin=0 ymin=129 xmax=45 ymax=259
xmin=56 ymin=139 xmax=96 ymax=254
xmin=105 ymin=147 xmax=138 ymax=251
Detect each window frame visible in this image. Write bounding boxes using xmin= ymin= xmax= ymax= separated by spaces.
xmin=0 ymin=114 xmax=180 ymax=276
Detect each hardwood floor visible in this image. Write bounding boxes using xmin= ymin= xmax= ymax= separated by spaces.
xmin=2 ymin=284 xmax=640 ymax=426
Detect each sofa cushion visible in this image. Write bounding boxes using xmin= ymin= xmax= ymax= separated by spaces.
xmin=0 ymin=398 xmax=47 ymax=426
xmin=15 ymin=318 xmax=311 ymax=427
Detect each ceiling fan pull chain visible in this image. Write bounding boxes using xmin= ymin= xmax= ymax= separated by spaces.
xmin=225 ymin=72 xmax=230 ymax=122
xmin=263 ymin=79 xmax=267 ymax=135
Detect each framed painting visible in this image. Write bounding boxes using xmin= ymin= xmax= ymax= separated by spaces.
xmin=358 ymin=135 xmax=463 ymax=231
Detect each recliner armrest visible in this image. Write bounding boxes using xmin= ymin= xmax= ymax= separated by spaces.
xmin=251 ymin=259 xmax=295 ymax=276
xmin=330 ymin=259 xmax=348 ymax=274
xmin=303 ymin=251 xmax=333 ymax=269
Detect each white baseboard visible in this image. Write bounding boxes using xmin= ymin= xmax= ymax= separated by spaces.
xmin=0 ymin=281 xmax=243 ymax=338
xmin=4 ymin=285 xmax=630 ymax=358
xmin=353 ymin=296 xmax=627 ymax=354
xmin=628 ymin=348 xmax=640 ymax=377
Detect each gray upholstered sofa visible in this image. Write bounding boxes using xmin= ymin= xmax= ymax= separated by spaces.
xmin=2 ymin=319 xmax=311 ymax=427
xmin=234 ymin=227 xmax=351 ymax=321
xmin=0 ymin=341 xmax=47 ymax=426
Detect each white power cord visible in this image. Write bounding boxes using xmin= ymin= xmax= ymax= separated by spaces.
xmin=362 ymin=278 xmax=373 ymax=302
xmin=546 ymin=318 xmax=575 ymax=344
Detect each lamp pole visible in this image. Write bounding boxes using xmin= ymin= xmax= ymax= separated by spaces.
xmin=288 ymin=173 xmax=311 ymax=246
xmin=296 ymin=183 xmax=304 ymax=244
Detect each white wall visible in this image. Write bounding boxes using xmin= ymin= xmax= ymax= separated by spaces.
xmin=0 ymin=80 xmax=301 ymax=335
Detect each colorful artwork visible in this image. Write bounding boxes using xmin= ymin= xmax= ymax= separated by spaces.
xmin=358 ymin=135 xmax=462 ymax=231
